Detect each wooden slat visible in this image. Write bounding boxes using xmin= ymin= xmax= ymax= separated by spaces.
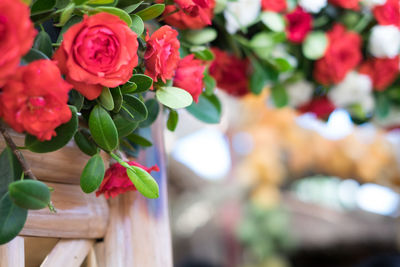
xmin=94 ymin=242 xmax=105 ymax=267
xmin=0 ymin=237 xmax=24 ymax=267
xmin=41 ymin=239 xmax=94 ymax=267
xmin=20 ymin=182 xmax=109 ymax=239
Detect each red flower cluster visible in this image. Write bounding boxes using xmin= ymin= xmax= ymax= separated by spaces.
xmin=0 ymin=60 xmax=72 ymax=141
xmin=54 ymin=13 xmax=139 ymax=100
xmin=0 ymin=0 xmax=36 ymax=87
xmin=162 ymin=0 xmax=215 ymax=29
xmin=145 ymin=26 xmax=181 ymax=83
xmin=329 ymin=0 xmax=360 ymax=10
xmin=96 ymin=161 xmax=159 ymax=199
xmin=373 ymin=0 xmax=400 ymax=27
xmin=209 ymin=48 xmax=250 ymax=97
xmin=173 ymin=55 xmax=206 ymax=102
xmin=359 ymin=57 xmax=399 ymax=91
xmin=262 ymin=0 xmax=287 ymax=12
xmin=285 ymin=7 xmax=312 ymax=43
xmin=314 ymin=24 xmax=362 ymax=85
xmin=298 ymin=97 xmax=336 ymax=119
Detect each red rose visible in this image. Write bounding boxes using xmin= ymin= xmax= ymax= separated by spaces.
xmin=162 ymin=0 xmax=215 ymax=29
xmin=373 ymin=0 xmax=400 ymax=27
xmin=96 ymin=161 xmax=159 ymax=199
xmin=53 ymin=13 xmax=139 ymax=100
xmin=262 ymin=0 xmax=287 ymax=12
xmin=285 ymin=7 xmax=312 ymax=43
xmin=314 ymin=24 xmax=362 ymax=85
xmin=209 ymin=48 xmax=250 ymax=97
xmin=0 ymin=0 xmax=36 ymax=87
xmin=298 ymin=97 xmax=336 ymax=119
xmin=144 ymin=26 xmax=180 ymax=83
xmin=329 ymin=0 xmax=360 ymax=10
xmin=0 ymin=60 xmax=72 ymax=141
xmin=359 ymin=57 xmax=399 ymax=91
xmin=173 ymin=55 xmax=206 ymax=102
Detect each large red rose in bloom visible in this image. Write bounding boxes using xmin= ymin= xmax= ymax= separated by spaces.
xmin=162 ymin=0 xmax=215 ymax=29
xmin=359 ymin=57 xmax=399 ymax=91
xmin=0 ymin=0 xmax=36 ymax=87
xmin=173 ymin=55 xmax=205 ymax=102
xmin=262 ymin=0 xmax=287 ymax=12
xmin=373 ymin=0 xmax=400 ymax=27
xmin=209 ymin=48 xmax=250 ymax=97
xmin=53 ymin=13 xmax=138 ymax=100
xmin=314 ymin=24 xmax=362 ymax=85
xmin=0 ymin=60 xmax=72 ymax=141
xmin=144 ymin=26 xmax=180 ymax=83
xmin=329 ymin=0 xmax=360 ymax=10
xmin=96 ymin=161 xmax=159 ymax=199
xmin=285 ymin=7 xmax=312 ymax=43
xmin=298 ymin=97 xmax=336 ymax=119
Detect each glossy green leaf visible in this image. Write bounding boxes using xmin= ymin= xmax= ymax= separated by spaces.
xmin=376 ymin=93 xmax=390 ymax=118
xmin=25 ymin=106 xmax=78 ymax=153
xmin=302 ymin=31 xmax=328 ymax=60
xmin=271 ymin=85 xmax=288 ymax=108
xmin=88 ymin=0 xmax=115 ymax=3
xmin=130 ymin=14 xmax=144 ymax=35
xmin=184 ymin=28 xmax=217 ymax=45
xmin=21 ymin=48 xmax=49 ymax=65
xmin=120 ymin=82 xmax=138 ymax=94
xmin=122 ymin=95 xmax=148 ymax=122
xmin=113 ymin=115 xmax=138 ymax=137
xmin=167 ymin=110 xmax=178 ymax=131
xmin=0 ymin=193 xmax=27 ymax=245
xmin=260 ymin=12 xmax=285 ymax=32
xmin=99 ymin=87 xmax=115 ymax=111
xmin=9 ymin=180 xmax=50 ymax=210
xmin=95 ymin=7 xmax=132 ymax=26
xmin=0 ymin=148 xmax=22 ymax=199
xmin=127 ymin=133 xmax=152 ymax=147
xmin=203 ymin=74 xmax=216 ymax=95
xmin=33 ymin=31 xmax=53 ymax=58
xmin=156 ymin=87 xmax=193 ymax=109
xmin=190 ymin=47 xmax=215 ymax=61
xmin=57 ymin=16 xmax=82 ymax=43
xmin=89 ymin=105 xmax=119 ymax=152
xmin=135 ymin=4 xmax=165 ymax=21
xmin=111 ymin=87 xmax=123 ymax=113
xmin=139 ymin=99 xmax=160 ymax=127
xmin=274 ymin=58 xmax=293 ymax=72
xmin=130 ymin=74 xmax=153 ymax=92
xmin=186 ymin=94 xmax=221 ymax=124
xmin=58 ymin=3 xmax=75 ymax=27
xmin=126 ymin=166 xmax=159 ymax=199
xmin=69 ymin=90 xmax=84 ymax=111
xmin=249 ymin=61 xmax=267 ymax=95
xmin=31 ymin=0 xmax=56 ymax=15
xmin=80 ymin=154 xmax=105 ymax=193
xmin=124 ymin=1 xmax=143 ymax=13
xmin=74 ymin=129 xmax=99 ymax=156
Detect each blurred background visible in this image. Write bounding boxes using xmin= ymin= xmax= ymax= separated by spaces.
xmin=165 ymin=90 xmax=400 ymax=267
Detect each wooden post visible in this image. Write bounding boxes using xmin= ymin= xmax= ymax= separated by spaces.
xmin=0 ymin=237 xmax=24 ymax=267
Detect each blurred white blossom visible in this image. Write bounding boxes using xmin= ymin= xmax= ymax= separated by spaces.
xmin=286 ymin=80 xmax=314 ymax=107
xmin=369 ymin=25 xmax=400 ymax=58
xmin=362 ymin=0 xmax=386 ymax=8
xmin=298 ymin=0 xmax=327 ymax=13
xmin=224 ymin=0 xmax=261 ymax=34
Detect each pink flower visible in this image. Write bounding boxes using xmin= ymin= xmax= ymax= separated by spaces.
xmin=285 ymin=7 xmax=312 ymax=43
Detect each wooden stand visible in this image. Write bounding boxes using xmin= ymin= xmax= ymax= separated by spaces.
xmin=0 ymin=117 xmax=172 ymax=267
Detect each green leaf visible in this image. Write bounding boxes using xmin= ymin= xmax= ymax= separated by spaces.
xmin=184 ymin=28 xmax=217 ymax=45
xmin=129 ymin=74 xmax=153 ymax=92
xmin=122 ymin=95 xmax=148 ymax=122
xmin=58 ymin=3 xmax=75 ymax=26
xmin=111 ymin=87 xmax=123 ymax=113
xmin=80 ymin=154 xmax=105 ymax=193
xmin=250 ymin=32 xmax=275 ymax=60
xmin=99 ymin=87 xmax=115 ymax=111
xmin=0 ymin=148 xmax=22 ymax=199
xmin=74 ymin=129 xmax=99 ymax=156
xmin=302 ymin=31 xmax=328 ymax=60
xmin=260 ymin=12 xmax=286 ymax=32
xmin=9 ymin=180 xmax=50 ymax=210
xmin=190 ymin=47 xmax=215 ymax=61
xmin=88 ymin=0 xmax=115 ymax=4
xmin=186 ymin=94 xmax=221 ymax=124
xmin=249 ymin=62 xmax=267 ymax=95
xmin=0 ymin=193 xmax=27 ymax=245
xmin=25 ymin=106 xmax=78 ymax=153
xmin=120 ymin=82 xmax=138 ymax=94
xmin=57 ymin=16 xmax=83 ymax=43
xmin=167 ymin=110 xmax=178 ymax=131
xmin=203 ymin=74 xmax=216 ymax=95
xmin=139 ymin=99 xmax=160 ymax=127
xmin=126 ymin=166 xmax=159 ymax=199
xmin=135 ymin=4 xmax=165 ymax=21
xmin=124 ymin=1 xmax=143 ymax=13
xmin=130 ymin=14 xmax=144 ymax=35
xmin=376 ymin=93 xmax=390 ymax=118
xmin=94 ymin=7 xmax=132 ymax=26
xmin=33 ymin=31 xmax=53 ymax=58
xmin=156 ymin=87 xmax=193 ymax=109
xmin=89 ymin=105 xmax=119 ymax=152
xmin=69 ymin=90 xmax=84 ymax=111
xmin=126 ymin=133 xmax=152 ymax=147
xmin=31 ymin=0 xmax=56 ymax=15
xmin=21 ymin=48 xmax=49 ymax=65
xmin=271 ymin=85 xmax=288 ymax=108
xmin=274 ymin=58 xmax=293 ymax=72
xmin=113 ymin=115 xmax=138 ymax=137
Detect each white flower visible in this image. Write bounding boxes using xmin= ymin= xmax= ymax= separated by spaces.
xmin=369 ymin=25 xmax=400 ymax=58
xmin=224 ymin=0 xmax=261 ymax=34
xmin=328 ymin=72 xmax=374 ymax=113
xmin=362 ymin=0 xmax=386 ymax=8
xmin=298 ymin=0 xmax=327 ymax=13
xmin=286 ymin=80 xmax=314 ymax=107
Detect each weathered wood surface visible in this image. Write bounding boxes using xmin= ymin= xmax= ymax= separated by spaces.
xmin=0 ymin=237 xmax=24 ymax=267
xmin=20 ymin=182 xmax=109 ymax=239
